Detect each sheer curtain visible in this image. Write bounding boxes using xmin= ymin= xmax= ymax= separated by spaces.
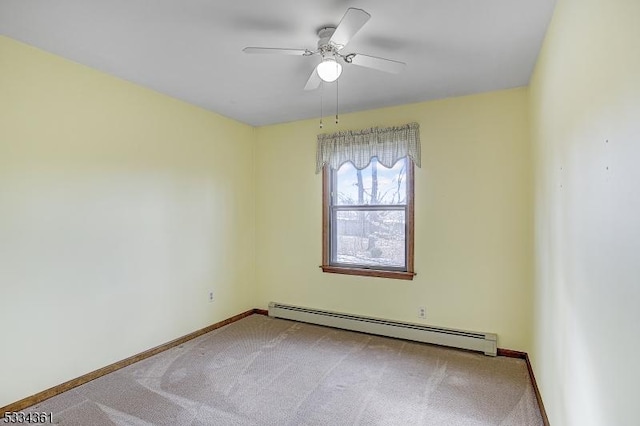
xmin=315 ymin=122 xmax=421 ymax=173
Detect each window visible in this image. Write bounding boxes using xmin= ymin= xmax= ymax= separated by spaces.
xmin=322 ymin=156 xmax=415 ymax=280
xmin=316 ymin=122 xmax=420 ymax=279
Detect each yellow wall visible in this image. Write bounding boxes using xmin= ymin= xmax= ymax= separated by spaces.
xmin=529 ymin=0 xmax=640 ymax=424
xmin=0 ymin=36 xmax=256 ymax=407
xmin=255 ymin=88 xmax=533 ymax=352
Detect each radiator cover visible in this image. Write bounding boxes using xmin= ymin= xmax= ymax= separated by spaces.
xmin=268 ymin=302 xmax=497 ymax=356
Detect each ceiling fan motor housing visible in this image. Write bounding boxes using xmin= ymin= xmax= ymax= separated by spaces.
xmin=317 ymin=27 xmax=338 ymax=50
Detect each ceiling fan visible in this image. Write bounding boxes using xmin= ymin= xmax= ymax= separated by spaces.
xmin=243 ymin=8 xmax=406 ymax=91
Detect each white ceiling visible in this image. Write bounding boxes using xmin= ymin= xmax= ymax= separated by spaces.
xmin=0 ymin=0 xmax=556 ymax=126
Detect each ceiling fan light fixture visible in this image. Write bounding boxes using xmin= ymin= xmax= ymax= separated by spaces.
xmin=316 ymin=57 xmax=343 ymax=82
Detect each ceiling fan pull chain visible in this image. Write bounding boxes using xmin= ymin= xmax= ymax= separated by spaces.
xmin=336 ymin=78 xmax=339 ymax=124
xmin=320 ymin=81 xmax=324 ymax=129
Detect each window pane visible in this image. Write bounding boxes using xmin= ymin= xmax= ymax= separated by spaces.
xmin=334 ymin=209 xmax=405 ymax=268
xmin=335 ymin=157 xmax=407 ymax=205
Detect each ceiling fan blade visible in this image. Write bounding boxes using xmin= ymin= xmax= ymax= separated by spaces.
xmin=329 ymin=8 xmax=371 ymax=49
xmin=304 ymin=68 xmax=321 ymax=91
xmin=349 ymin=54 xmax=406 ymax=74
xmin=243 ymin=47 xmax=311 ymax=56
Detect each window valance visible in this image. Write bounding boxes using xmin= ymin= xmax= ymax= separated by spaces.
xmin=315 ymin=122 xmax=421 ymax=173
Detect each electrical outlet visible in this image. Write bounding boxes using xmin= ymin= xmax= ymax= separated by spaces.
xmin=418 ymin=306 xmax=426 ymax=319
xmin=208 ymin=290 xmax=214 ymax=303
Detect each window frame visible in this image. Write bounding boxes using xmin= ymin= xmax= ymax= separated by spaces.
xmin=321 ymin=158 xmax=415 ymax=280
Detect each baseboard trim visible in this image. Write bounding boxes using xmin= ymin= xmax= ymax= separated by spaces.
xmin=498 ymin=348 xmax=550 ymax=426
xmin=254 ymin=308 xmax=268 ymax=316
xmin=1 ymin=308 xmax=261 ymax=416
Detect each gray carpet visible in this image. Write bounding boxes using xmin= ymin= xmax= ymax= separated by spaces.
xmin=28 ymin=315 xmax=543 ymax=425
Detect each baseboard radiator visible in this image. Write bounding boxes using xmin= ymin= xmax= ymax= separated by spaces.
xmin=268 ymin=302 xmax=497 ymax=356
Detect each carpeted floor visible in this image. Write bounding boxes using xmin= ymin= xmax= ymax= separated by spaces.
xmin=28 ymin=314 xmax=543 ymax=425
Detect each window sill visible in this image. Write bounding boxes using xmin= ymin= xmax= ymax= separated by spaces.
xmin=320 ymin=265 xmax=415 ymax=281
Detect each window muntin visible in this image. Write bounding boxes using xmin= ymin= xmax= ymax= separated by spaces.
xmin=323 ymin=156 xmax=414 ymax=280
